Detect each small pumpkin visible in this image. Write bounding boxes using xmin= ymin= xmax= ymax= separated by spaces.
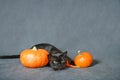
xmin=20 ymin=47 xmax=49 ymax=68
xmin=74 ymin=50 xmax=93 ymax=68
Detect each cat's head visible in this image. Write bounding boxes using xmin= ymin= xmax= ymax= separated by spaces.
xmin=48 ymin=51 xmax=67 ymax=70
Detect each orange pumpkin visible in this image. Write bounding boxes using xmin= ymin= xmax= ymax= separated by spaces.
xmin=74 ymin=50 xmax=93 ymax=68
xmin=20 ymin=47 xmax=49 ymax=68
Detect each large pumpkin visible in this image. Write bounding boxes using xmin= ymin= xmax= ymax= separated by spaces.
xmin=20 ymin=47 xmax=49 ymax=68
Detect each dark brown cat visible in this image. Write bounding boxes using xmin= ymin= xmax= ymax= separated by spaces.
xmin=0 ymin=43 xmax=74 ymax=70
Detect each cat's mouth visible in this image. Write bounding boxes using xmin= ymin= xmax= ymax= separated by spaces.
xmin=51 ymin=64 xmax=66 ymax=70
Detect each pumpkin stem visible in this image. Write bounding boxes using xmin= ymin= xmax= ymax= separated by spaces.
xmin=78 ymin=50 xmax=82 ymax=55
xmin=32 ymin=46 xmax=37 ymax=51
xmin=78 ymin=50 xmax=81 ymax=54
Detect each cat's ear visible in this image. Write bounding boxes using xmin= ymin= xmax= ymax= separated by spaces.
xmin=64 ymin=51 xmax=67 ymax=54
xmin=61 ymin=51 xmax=67 ymax=57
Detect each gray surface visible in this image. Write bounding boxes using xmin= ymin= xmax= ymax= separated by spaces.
xmin=0 ymin=0 xmax=120 ymax=80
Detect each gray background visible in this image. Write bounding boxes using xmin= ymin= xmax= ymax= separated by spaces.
xmin=0 ymin=0 xmax=120 ymax=80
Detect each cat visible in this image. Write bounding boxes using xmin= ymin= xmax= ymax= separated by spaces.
xmin=0 ymin=43 xmax=74 ymax=70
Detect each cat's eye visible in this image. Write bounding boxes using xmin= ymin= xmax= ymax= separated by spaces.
xmin=53 ymin=61 xmax=58 ymax=64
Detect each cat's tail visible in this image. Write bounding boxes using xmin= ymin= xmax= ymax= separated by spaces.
xmin=0 ymin=55 xmax=20 ymax=59
xmin=66 ymin=61 xmax=80 ymax=68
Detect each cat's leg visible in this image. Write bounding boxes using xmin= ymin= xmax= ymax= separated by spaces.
xmin=66 ymin=56 xmax=74 ymax=65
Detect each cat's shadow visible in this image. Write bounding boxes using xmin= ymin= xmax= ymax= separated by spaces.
xmin=90 ymin=59 xmax=100 ymax=67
